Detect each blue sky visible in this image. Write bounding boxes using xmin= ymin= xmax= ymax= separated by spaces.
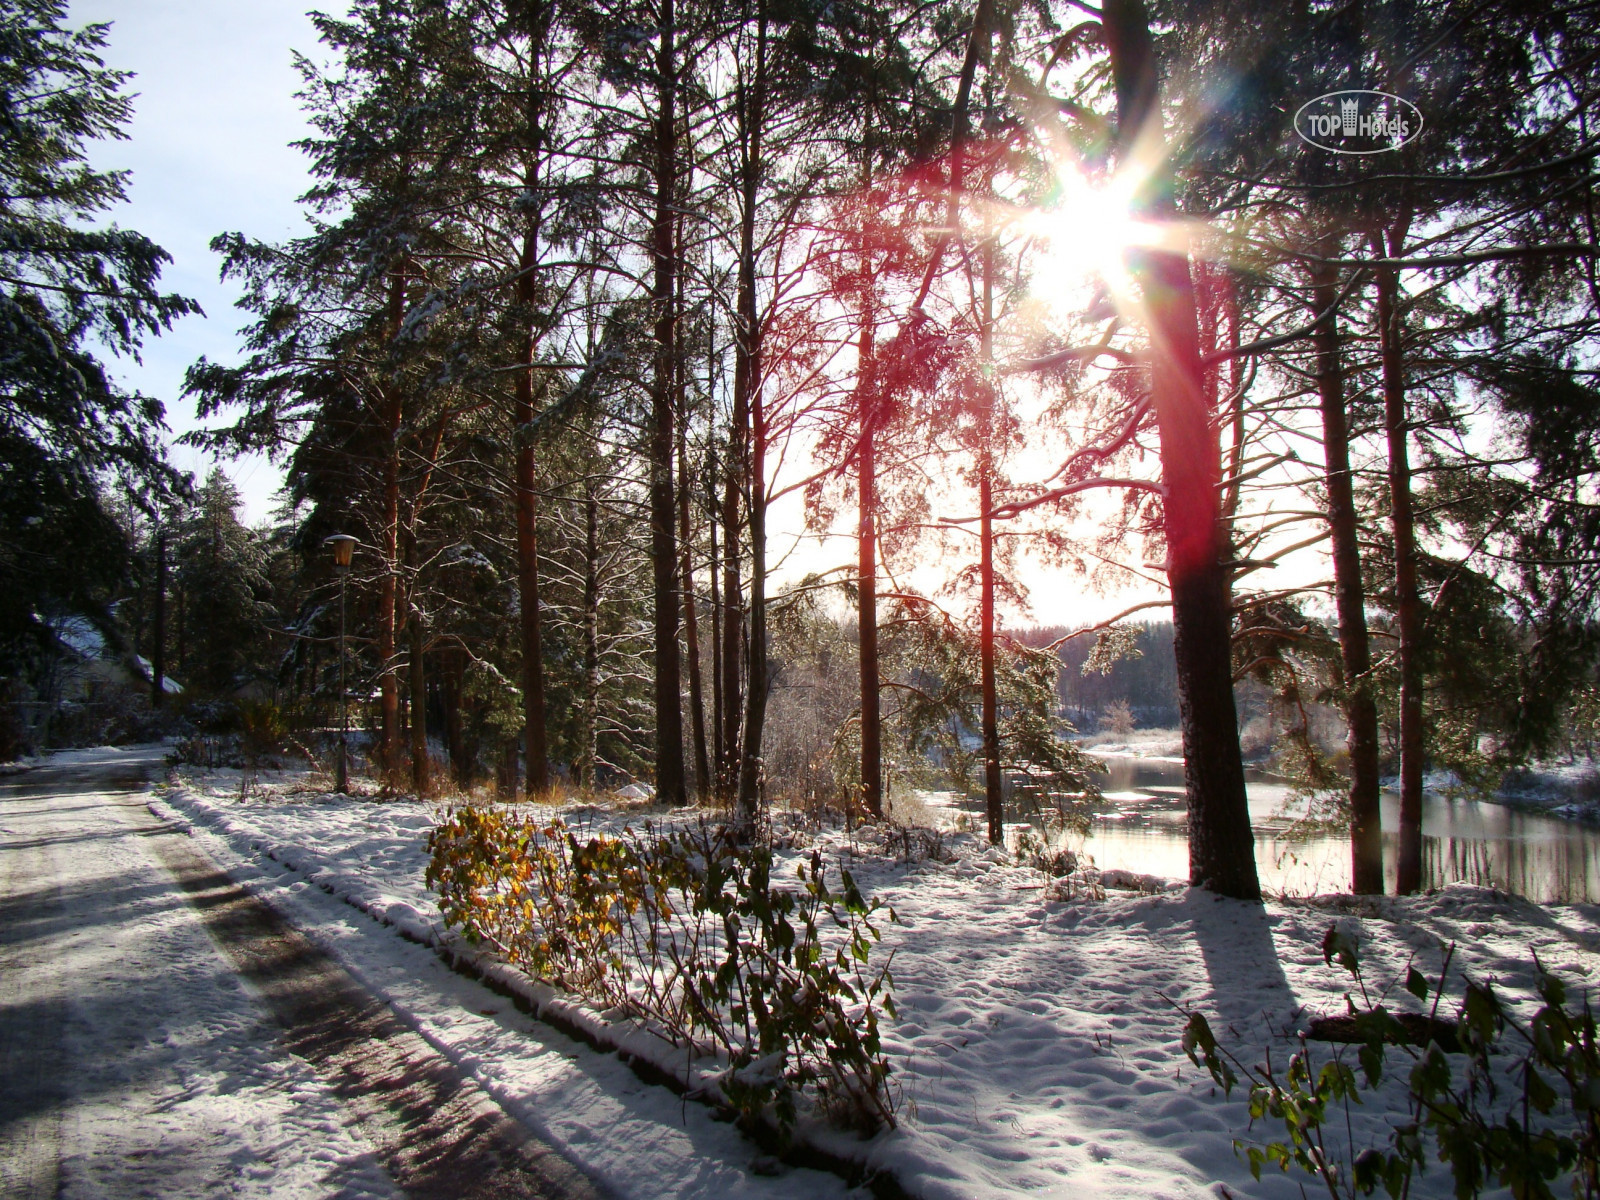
xmin=72 ymin=0 xmax=326 ymax=522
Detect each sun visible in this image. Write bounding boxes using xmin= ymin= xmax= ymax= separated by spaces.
xmin=1018 ymin=150 xmax=1193 ymax=319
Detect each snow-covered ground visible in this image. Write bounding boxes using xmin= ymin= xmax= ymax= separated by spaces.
xmin=155 ymin=762 xmax=1600 ymax=1199
xmin=0 ymin=746 xmax=400 ymax=1200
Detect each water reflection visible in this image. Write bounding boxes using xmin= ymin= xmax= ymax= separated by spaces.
xmin=1011 ymin=755 xmax=1600 ymax=904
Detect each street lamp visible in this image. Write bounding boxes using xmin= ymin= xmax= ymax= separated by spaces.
xmin=325 ymin=534 xmax=358 ymax=793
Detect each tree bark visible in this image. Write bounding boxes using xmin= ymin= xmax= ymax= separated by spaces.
xmin=720 ymin=379 xmax=745 ymax=805
xmin=379 ymin=271 xmax=404 ymax=781
xmin=514 ymin=223 xmax=551 ymax=796
xmin=151 ymin=527 xmax=166 ymax=707
xmin=979 ymin=234 xmax=1003 ymax=844
xmin=1375 ymin=218 xmax=1425 ymax=894
xmin=858 ymin=420 xmax=884 ymax=818
xmin=1103 ymin=0 xmax=1259 ymax=899
xmin=709 ymin=461 xmax=724 ymax=778
xmin=409 ymin=524 xmax=435 ymax=800
xmin=1311 ymin=254 xmax=1384 ymax=894
xmin=734 ymin=7 xmax=769 ymax=823
xmin=679 ymin=424 xmax=711 ymax=800
xmin=582 ymin=472 xmax=600 ymax=790
xmin=649 ymin=0 xmax=687 ymax=807
xmin=738 ymin=362 xmax=769 ymax=821
xmin=407 ymin=595 xmax=429 ymax=798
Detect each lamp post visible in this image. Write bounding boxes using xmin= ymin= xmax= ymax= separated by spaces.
xmin=325 ymin=534 xmax=358 ymax=794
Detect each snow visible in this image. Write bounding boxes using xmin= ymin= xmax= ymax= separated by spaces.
xmin=148 ymin=771 xmax=865 ymax=1200
xmin=156 ymin=763 xmax=1600 ymax=1199
xmin=1 ymin=745 xmax=399 ymax=1199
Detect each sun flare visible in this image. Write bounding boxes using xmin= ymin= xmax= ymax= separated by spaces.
xmin=1023 ymin=166 xmax=1169 ymax=309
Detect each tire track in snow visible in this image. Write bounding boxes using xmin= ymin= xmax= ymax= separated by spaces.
xmin=128 ymin=792 xmax=612 ymax=1200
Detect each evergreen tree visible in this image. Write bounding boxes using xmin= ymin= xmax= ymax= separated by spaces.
xmin=0 ymin=1 xmax=196 ymax=671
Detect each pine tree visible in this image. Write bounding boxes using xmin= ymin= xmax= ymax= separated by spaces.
xmin=0 ymin=1 xmax=196 ymax=671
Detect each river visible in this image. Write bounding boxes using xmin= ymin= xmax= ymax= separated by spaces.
xmin=967 ymin=754 xmax=1600 ymax=903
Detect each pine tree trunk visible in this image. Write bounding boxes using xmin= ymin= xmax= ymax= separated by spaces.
xmin=856 ymin=112 xmax=883 ymax=821
xmin=1312 ymin=255 xmax=1384 ymax=894
xmin=1376 ymin=221 xmax=1424 ymax=895
xmin=979 ymin=235 xmax=1002 ymax=844
xmin=1103 ymin=0 xmax=1258 ymax=899
xmin=859 ymin=420 xmax=883 ymax=818
xmin=515 ymin=226 xmax=550 ymax=796
xmin=379 ymin=270 xmax=404 ymax=781
xmin=738 ymin=371 xmax=768 ymax=822
xmin=709 ymin=467 xmax=725 ymax=780
xmin=734 ymin=8 xmax=768 ymax=823
xmin=151 ymin=528 xmax=166 ymax=707
xmin=408 ymin=604 xmax=429 ymax=798
xmin=979 ymin=460 xmax=1003 ymax=843
xmin=649 ymin=0 xmax=687 ymax=807
xmin=721 ymin=395 xmax=745 ymax=804
xmin=582 ymin=474 xmax=600 ymax=790
xmin=679 ymin=425 xmax=711 ymax=800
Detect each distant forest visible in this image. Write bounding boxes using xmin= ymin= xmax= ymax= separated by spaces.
xmin=1021 ymin=623 xmax=1181 ymax=730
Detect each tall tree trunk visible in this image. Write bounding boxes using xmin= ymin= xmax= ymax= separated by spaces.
xmin=582 ymin=472 xmax=600 ymax=790
xmin=720 ymin=393 xmax=745 ymax=803
xmin=379 ymin=271 xmax=404 ymax=781
xmin=151 ymin=527 xmax=166 ymax=707
xmin=1375 ymin=218 xmax=1425 ymax=894
xmin=738 ymin=363 xmax=768 ymax=821
xmin=734 ymin=7 xmax=769 ymax=823
xmin=514 ymin=224 xmax=551 ymax=796
xmin=1103 ymin=0 xmax=1259 ymax=899
xmin=979 ymin=234 xmax=1003 ymax=844
xmin=1312 ymin=253 xmax=1384 ymax=894
xmin=709 ymin=458 xmax=725 ymax=780
xmin=409 ymin=534 xmax=435 ymax=800
xmin=650 ymin=0 xmax=687 ymax=806
xmin=858 ymin=419 xmax=883 ymax=818
xmin=679 ymin=426 xmax=711 ymax=800
xmin=856 ymin=101 xmax=884 ymax=821
xmin=407 ymin=596 xmax=429 ymax=798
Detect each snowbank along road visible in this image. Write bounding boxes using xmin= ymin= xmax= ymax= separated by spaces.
xmin=0 ymin=745 xmax=608 ymax=1200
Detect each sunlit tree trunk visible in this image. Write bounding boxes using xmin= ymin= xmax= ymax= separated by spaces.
xmin=1375 ymin=216 xmax=1424 ymax=894
xmin=649 ymin=0 xmax=687 ymax=806
xmin=1103 ymin=0 xmax=1259 ymax=899
xmin=679 ymin=413 xmax=711 ymax=800
xmin=979 ymin=235 xmax=1003 ymax=844
xmin=859 ymin=415 xmax=883 ymax=818
xmin=1311 ymin=253 xmax=1384 ymax=894
xmin=735 ymin=6 xmax=769 ymax=822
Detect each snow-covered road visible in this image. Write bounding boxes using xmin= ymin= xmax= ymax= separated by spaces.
xmin=0 ymin=746 xmax=607 ymax=1200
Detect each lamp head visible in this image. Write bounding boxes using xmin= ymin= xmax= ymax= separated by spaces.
xmin=324 ymin=533 xmax=358 ymax=571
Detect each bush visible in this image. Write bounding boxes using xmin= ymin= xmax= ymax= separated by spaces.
xmin=426 ymin=808 xmax=899 ymax=1135
xmin=1180 ymin=923 xmax=1600 ymax=1199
